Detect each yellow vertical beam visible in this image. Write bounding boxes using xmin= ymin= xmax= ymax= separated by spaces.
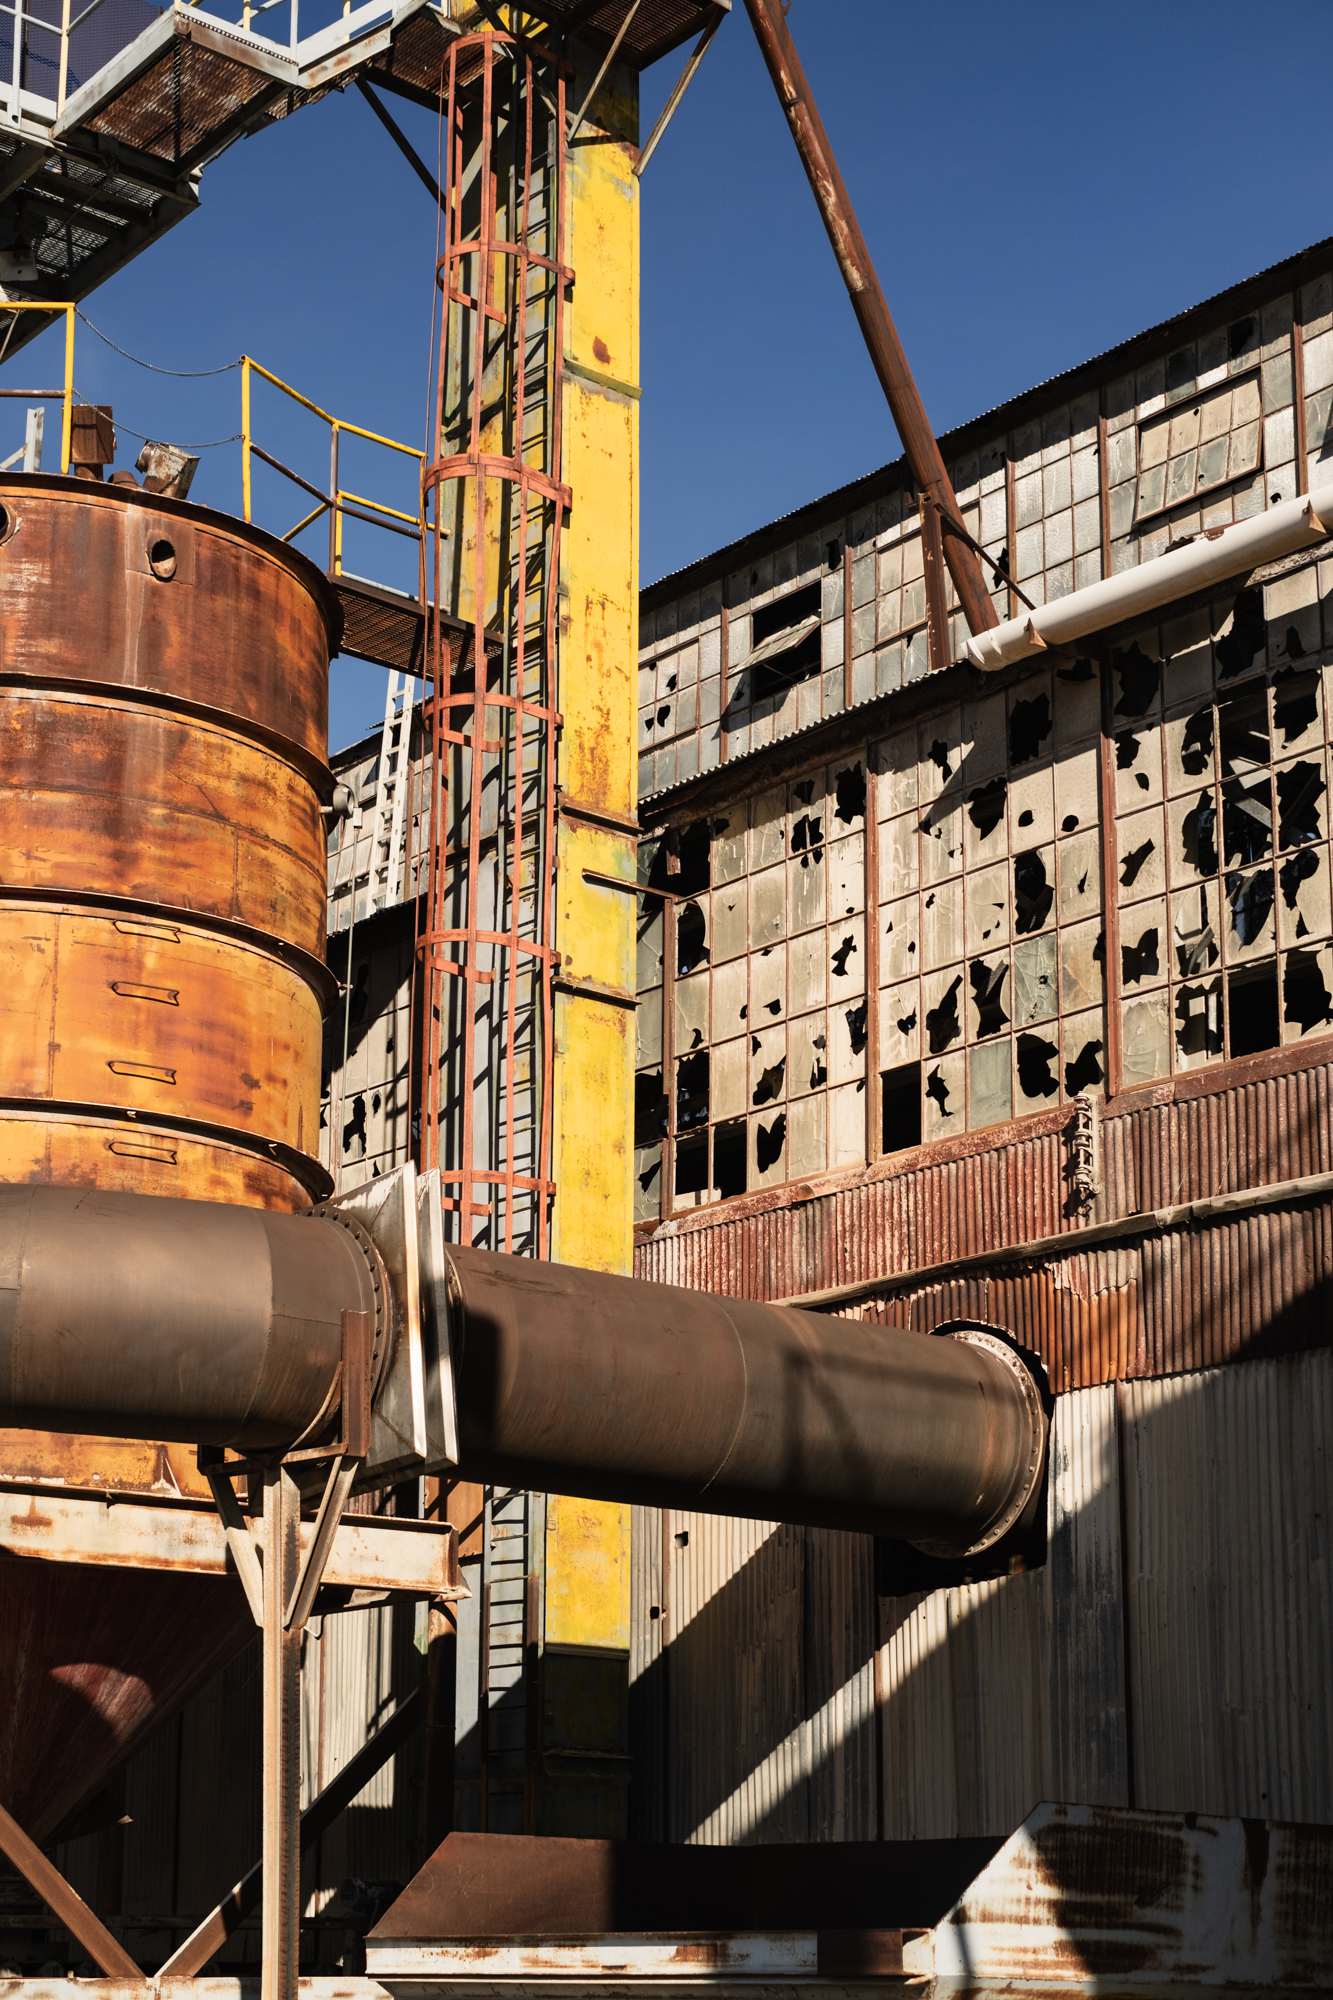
xmin=543 ymin=46 xmax=640 ymax=1836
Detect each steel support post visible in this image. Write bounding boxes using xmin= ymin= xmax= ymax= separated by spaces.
xmin=260 ymin=1464 xmax=303 ymax=2000
xmin=0 ymin=1800 xmax=141 ymax=1978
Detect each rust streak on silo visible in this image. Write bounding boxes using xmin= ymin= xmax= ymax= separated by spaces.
xmin=0 ymin=472 xmax=342 ymax=1839
xmin=0 ymin=473 xmax=340 ymax=1213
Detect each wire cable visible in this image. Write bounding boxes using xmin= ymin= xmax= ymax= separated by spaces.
xmin=75 ymin=309 xmax=240 ymax=379
xmin=76 ymin=396 xmax=241 ymax=453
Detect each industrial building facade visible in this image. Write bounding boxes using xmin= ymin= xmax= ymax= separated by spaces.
xmin=40 ymin=234 xmax=1333 ymax=1956
xmin=628 ymin=234 xmax=1333 ymax=1845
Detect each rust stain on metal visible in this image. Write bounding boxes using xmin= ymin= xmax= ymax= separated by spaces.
xmin=0 ymin=472 xmax=342 ymax=1836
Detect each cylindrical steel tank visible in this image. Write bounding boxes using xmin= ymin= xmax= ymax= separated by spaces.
xmin=0 ymin=473 xmax=338 ymax=1210
xmin=0 ymin=472 xmax=341 ymax=1836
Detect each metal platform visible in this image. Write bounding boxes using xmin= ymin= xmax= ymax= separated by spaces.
xmin=503 ymin=0 xmax=727 ymax=72
xmin=0 ymin=0 xmax=726 ymax=353
xmin=334 ymin=571 xmax=427 ymax=674
xmin=0 ymin=0 xmax=460 ymax=352
xmin=364 ymin=1804 xmax=1333 ymax=1995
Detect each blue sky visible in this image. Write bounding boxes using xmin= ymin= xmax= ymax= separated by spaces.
xmin=7 ymin=0 xmax=1331 ymax=749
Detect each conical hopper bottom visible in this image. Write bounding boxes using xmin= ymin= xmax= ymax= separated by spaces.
xmin=0 ymin=1557 xmax=251 ymax=1842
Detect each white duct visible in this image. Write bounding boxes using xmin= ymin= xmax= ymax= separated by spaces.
xmin=965 ymin=482 xmax=1333 ymax=674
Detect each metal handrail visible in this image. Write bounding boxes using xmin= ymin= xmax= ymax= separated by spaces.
xmin=0 ymin=303 xmax=74 ymax=472
xmin=240 ymin=353 xmax=424 ymax=581
xmin=1 ymin=0 xmax=439 ymax=116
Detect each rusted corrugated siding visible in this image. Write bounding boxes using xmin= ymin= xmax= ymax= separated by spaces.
xmin=877 ymin=1386 xmax=1126 ymax=1840
xmin=657 ymin=1512 xmax=877 ymax=1848
xmin=628 ymin=1505 xmax=666 ymax=1842
xmin=646 ymin=1354 xmax=1333 ymax=1845
xmin=1121 ymin=1353 xmax=1333 ymax=1825
xmin=637 ymin=1057 xmax=1333 ymax=1391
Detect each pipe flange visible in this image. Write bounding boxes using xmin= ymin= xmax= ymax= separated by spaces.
xmin=308 ymin=1202 xmax=395 ymax=1430
xmin=916 ymin=1319 xmax=1049 ymax=1560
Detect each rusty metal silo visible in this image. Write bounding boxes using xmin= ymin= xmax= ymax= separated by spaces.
xmin=0 ymin=471 xmax=341 ymax=1837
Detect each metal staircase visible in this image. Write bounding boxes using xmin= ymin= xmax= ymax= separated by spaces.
xmin=0 ymin=0 xmax=725 ymax=358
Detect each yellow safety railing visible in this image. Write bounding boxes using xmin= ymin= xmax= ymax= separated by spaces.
xmin=0 ymin=304 xmax=76 ymax=474
xmin=240 ymin=354 xmax=424 ymax=580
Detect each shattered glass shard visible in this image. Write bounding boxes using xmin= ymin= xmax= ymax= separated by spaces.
xmin=1016 ymin=1031 xmax=1059 ymax=1100
xmin=925 ymin=974 xmax=963 ymax=1054
xmin=1276 ymin=758 xmax=1326 ymax=849
xmin=1222 ymin=780 xmax=1273 ymax=868
xmin=1283 ymin=948 xmax=1333 ymax=1036
xmin=969 ymin=957 xmax=1010 ymax=1038
xmin=1224 ymin=868 xmax=1275 ymax=947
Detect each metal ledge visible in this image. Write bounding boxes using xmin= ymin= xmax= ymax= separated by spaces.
xmin=0 ymin=1479 xmax=463 ymax=1597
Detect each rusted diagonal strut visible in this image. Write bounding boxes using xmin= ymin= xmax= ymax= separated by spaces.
xmin=742 ymin=0 xmax=998 ymax=640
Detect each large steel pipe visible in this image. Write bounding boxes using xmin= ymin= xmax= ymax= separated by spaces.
xmin=0 ymin=1186 xmax=1046 ymax=1553
xmin=447 ymin=1247 xmax=1046 ymax=1555
xmin=0 ymin=1185 xmax=382 ymax=1448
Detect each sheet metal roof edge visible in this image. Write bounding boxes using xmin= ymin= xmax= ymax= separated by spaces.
xmin=641 ymin=231 xmax=1333 ymax=608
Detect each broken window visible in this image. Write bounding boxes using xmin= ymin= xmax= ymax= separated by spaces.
xmin=881 ymin=1062 xmax=922 ymax=1155
xmin=676 ymin=898 xmax=710 ymax=975
xmin=713 ymin=1120 xmax=747 ymax=1200
xmin=675 ymin=1051 xmax=710 ymax=1132
xmin=738 ymin=580 xmax=823 ymax=709
xmin=1227 ymin=961 xmax=1279 ymax=1058
xmin=1116 ymin=608 xmax=1333 ymax=1086
xmin=674 ymin=1133 xmax=708 ymax=1198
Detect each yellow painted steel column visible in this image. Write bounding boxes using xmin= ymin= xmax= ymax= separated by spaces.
xmin=543 ymin=47 xmax=640 ymax=1836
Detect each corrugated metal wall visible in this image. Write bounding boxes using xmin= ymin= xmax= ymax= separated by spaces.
xmin=629 ymin=1353 xmax=1333 ymax=1843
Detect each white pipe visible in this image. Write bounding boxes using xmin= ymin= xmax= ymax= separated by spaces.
xmin=966 ymin=482 xmax=1333 ymax=674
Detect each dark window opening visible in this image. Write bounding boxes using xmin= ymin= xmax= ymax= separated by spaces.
xmin=1014 ymin=849 xmax=1055 ymax=933
xmin=634 ymin=1069 xmax=668 ymax=1147
xmin=676 ymin=898 xmax=710 ymax=974
xmin=1181 ymin=792 xmax=1218 ymax=876
xmin=969 ymin=957 xmax=1010 ymax=1038
xmin=1122 ymin=926 xmax=1160 ymax=987
xmin=1009 ymin=692 xmax=1052 ymax=766
xmin=1227 ymin=961 xmax=1280 ymax=1058
xmin=1218 ymin=688 xmax=1269 ymax=775
xmin=1283 ymin=948 xmax=1333 ymax=1037
xmin=748 ymin=630 xmax=822 ymax=705
xmin=826 ymin=539 xmax=842 ymax=571
xmin=1064 ymin=1040 xmax=1104 ymax=1096
xmin=752 ymin=1056 xmax=786 ymax=1107
xmin=1017 ymin=1032 xmax=1059 ymax=1100
xmin=881 ymin=1063 xmax=922 ymax=1155
xmin=968 ymin=776 xmax=1007 ymax=840
xmin=792 ymin=811 xmax=824 ymax=862
xmin=1277 ymin=758 xmax=1326 ymax=848
xmin=1222 ymin=777 xmax=1273 ymax=865
xmin=665 ymin=818 xmax=712 ymax=897
xmin=675 ymin=1050 xmax=710 ymax=1131
xmin=713 ymin=1120 xmax=748 ymax=1200
xmin=846 ymin=1001 xmax=868 ymax=1057
xmin=1112 ymin=643 xmax=1161 ymax=718
xmin=1225 ymin=869 xmax=1274 ymax=947
xmin=1275 ymin=669 xmax=1319 ymax=745
xmin=756 ymin=1112 xmax=787 ymax=1173
xmin=925 ymin=1065 xmax=954 ymax=1119
xmin=1175 ymin=980 xmax=1223 ymax=1061
xmin=674 ymin=1132 xmax=709 ymax=1198
xmin=752 ymin=579 xmax=821 ymax=646
xmin=834 ymin=761 xmax=866 ymax=824
xmin=925 ymin=973 xmax=963 ymax=1053
xmin=1180 ymin=706 xmax=1214 ymax=776
xmin=1215 ymin=587 xmax=1266 ymax=681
